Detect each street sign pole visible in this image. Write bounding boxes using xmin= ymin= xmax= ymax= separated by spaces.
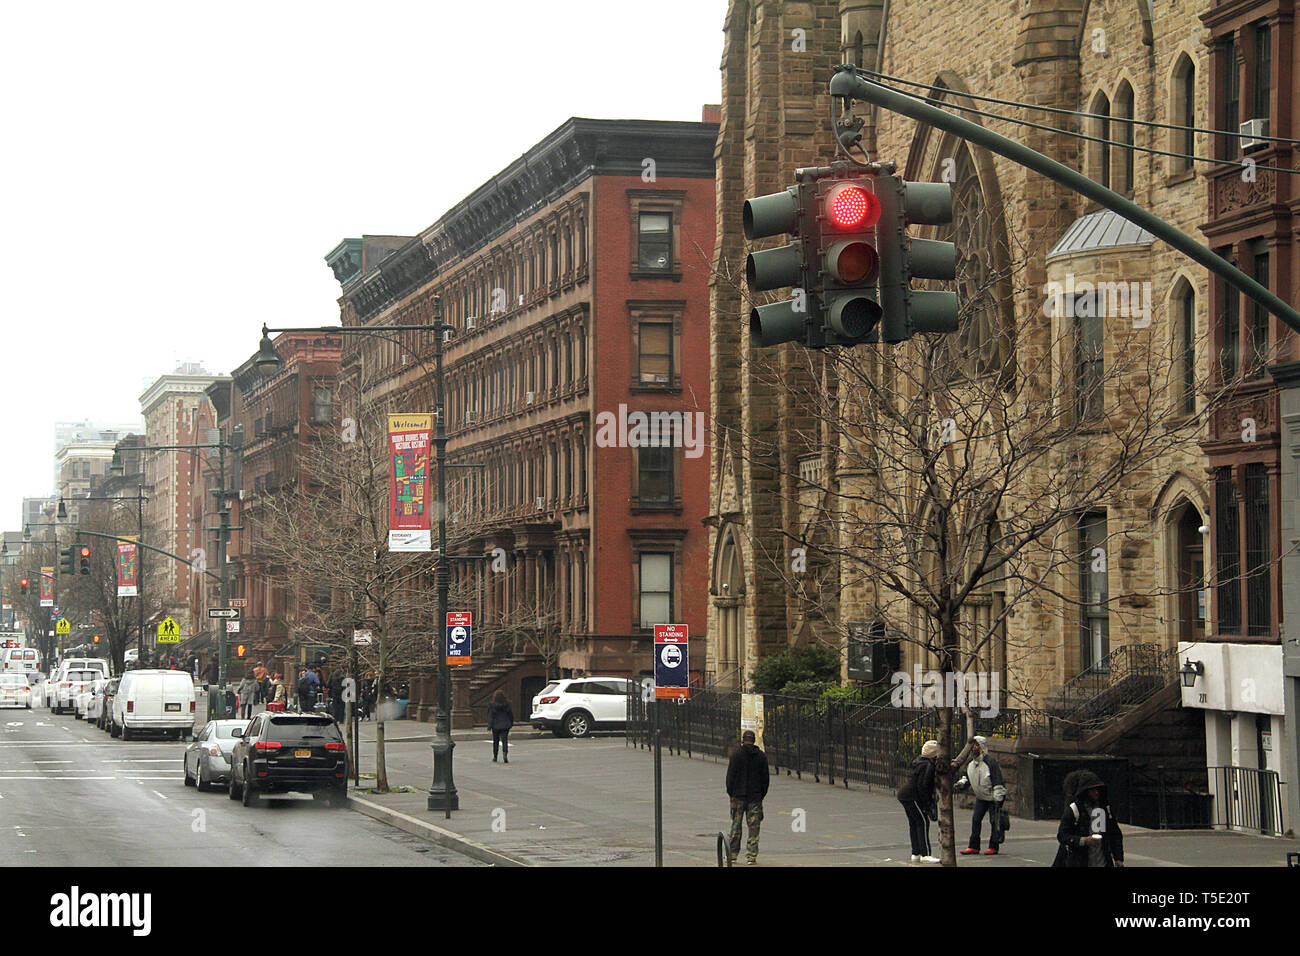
xmin=653 ymin=701 xmax=663 ymax=868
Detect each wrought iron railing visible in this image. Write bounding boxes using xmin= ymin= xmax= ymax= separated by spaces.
xmin=1048 ymin=643 xmax=1180 ymax=728
xmin=1210 ymin=765 xmax=1285 ymax=836
xmin=626 ymin=686 xmax=1019 ymax=792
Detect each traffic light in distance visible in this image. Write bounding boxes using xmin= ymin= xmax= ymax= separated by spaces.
xmin=815 ymin=173 xmax=883 ymax=345
xmin=236 ymin=644 xmax=246 ymax=658
xmin=19 ymin=577 xmax=29 ymax=595
xmin=875 ymin=175 xmax=959 ymax=343
xmin=744 ymin=182 xmax=816 ymax=347
xmin=78 ymin=546 xmax=91 ymax=575
xmin=59 ymin=547 xmax=74 ymax=576
xmin=92 ymin=634 xmax=100 ymax=644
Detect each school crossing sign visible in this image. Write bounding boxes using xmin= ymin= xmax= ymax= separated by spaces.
xmin=156 ymin=617 xmax=181 ymax=644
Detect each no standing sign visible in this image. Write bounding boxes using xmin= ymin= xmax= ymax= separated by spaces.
xmin=653 ymin=624 xmax=689 ymax=700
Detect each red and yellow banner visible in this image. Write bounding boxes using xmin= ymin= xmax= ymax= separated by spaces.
xmin=388 ymin=413 xmax=432 ymax=552
xmin=117 ymin=538 xmax=138 ymax=597
xmin=39 ymin=567 xmax=54 ymax=607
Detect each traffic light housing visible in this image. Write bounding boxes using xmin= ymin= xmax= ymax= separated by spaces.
xmin=876 ymin=175 xmax=959 ymax=343
xmin=78 ymin=546 xmax=91 ymax=575
xmin=59 ymin=547 xmax=75 ymax=576
xmin=92 ymin=634 xmax=100 ymax=645
xmin=744 ymin=183 xmax=814 ymax=348
xmin=19 ymin=577 xmax=29 ymax=595
xmin=236 ymin=644 xmax=247 ymax=659
xmin=815 ymin=174 xmax=883 ymax=345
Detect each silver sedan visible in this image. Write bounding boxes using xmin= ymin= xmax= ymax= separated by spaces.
xmin=183 ymin=719 xmax=250 ymax=791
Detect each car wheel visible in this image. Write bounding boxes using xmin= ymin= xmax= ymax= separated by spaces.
xmin=196 ymin=761 xmax=211 ymax=793
xmin=121 ymin=725 xmax=132 ymax=742
xmin=241 ymin=771 xmax=260 ymax=807
xmin=110 ymin=720 xmax=120 ymax=738
xmin=228 ymin=764 xmax=242 ymax=800
xmin=563 ymin=710 xmax=592 ymax=738
xmin=184 ymin=758 xmax=195 ymax=786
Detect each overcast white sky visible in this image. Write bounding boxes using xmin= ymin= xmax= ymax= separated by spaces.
xmin=0 ymin=0 xmax=727 ymax=523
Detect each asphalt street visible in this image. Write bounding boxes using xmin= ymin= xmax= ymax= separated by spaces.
xmin=0 ymin=705 xmax=482 ymax=867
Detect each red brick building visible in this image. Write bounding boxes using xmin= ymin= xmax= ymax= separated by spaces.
xmin=201 ymin=333 xmax=343 ymax=680
xmin=327 ymin=113 xmax=718 ymax=721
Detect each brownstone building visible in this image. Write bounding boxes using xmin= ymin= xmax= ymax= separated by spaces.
xmin=328 ymin=114 xmax=717 ymax=722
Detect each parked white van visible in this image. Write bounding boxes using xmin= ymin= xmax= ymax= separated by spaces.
xmin=111 ymin=669 xmax=195 ymax=740
xmin=3 ymin=647 xmax=39 ymax=673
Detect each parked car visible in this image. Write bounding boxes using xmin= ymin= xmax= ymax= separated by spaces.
xmin=44 ymin=665 xmax=63 ymax=708
xmin=111 ymin=669 xmax=195 ymax=740
xmin=53 ymin=668 xmax=101 ymax=715
xmin=530 ymin=677 xmax=633 ymax=738
xmin=183 ymin=718 xmax=250 ymax=791
xmin=86 ymin=677 xmax=119 ymax=728
xmin=227 ymin=712 xmax=348 ymax=808
xmin=0 ymin=673 xmax=32 ymax=709
xmin=3 ymin=647 xmax=39 ymax=673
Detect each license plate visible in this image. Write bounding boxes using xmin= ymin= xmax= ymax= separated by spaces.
xmin=294 ymin=749 xmax=311 ymax=758
xmin=165 ymin=702 xmax=181 ymax=712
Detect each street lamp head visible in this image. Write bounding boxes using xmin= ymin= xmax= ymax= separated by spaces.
xmin=256 ymin=326 xmax=283 ymax=376
xmin=22 ymin=525 xmax=31 ymax=542
xmin=109 ymin=450 xmax=124 ymax=478
xmin=57 ymin=498 xmax=67 ymax=520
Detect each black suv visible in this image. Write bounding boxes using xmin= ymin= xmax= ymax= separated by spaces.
xmin=228 ymin=712 xmax=348 ymax=808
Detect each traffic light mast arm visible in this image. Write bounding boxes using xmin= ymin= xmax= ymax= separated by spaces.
xmin=72 ymin=530 xmax=222 ymax=585
xmin=829 ymin=67 xmax=1300 ymax=335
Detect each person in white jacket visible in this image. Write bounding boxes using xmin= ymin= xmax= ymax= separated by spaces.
xmin=956 ymin=736 xmax=1007 ymax=855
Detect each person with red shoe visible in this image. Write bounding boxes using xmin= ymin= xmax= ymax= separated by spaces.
xmin=956 ymin=736 xmax=1007 ymax=856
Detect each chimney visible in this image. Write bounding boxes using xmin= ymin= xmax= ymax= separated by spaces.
xmin=701 ymin=104 xmax=721 ymax=124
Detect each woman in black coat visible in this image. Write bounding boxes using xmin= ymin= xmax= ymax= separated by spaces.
xmin=1052 ymin=769 xmax=1125 ymax=867
xmin=487 ymin=690 xmax=515 ymax=763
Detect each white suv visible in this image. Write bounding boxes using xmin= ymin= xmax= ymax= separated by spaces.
xmin=530 ymin=677 xmax=632 ymax=738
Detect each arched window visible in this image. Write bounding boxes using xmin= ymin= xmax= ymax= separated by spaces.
xmin=852 ymin=30 xmax=863 ymax=69
xmin=1115 ymin=81 xmax=1134 ymax=195
xmin=1091 ymin=91 xmax=1111 ymax=189
xmin=1172 ymin=278 xmax=1197 ymax=417
xmin=1171 ymin=55 xmax=1196 ymax=175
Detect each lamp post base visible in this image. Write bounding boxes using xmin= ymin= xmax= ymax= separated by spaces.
xmin=427 ymin=733 xmax=458 ymax=811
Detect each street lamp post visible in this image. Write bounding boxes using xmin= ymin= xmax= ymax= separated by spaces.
xmin=257 ymin=303 xmax=482 ymax=816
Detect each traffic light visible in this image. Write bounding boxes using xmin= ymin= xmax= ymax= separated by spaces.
xmin=875 ymin=175 xmax=959 ymax=343
xmin=814 ymin=173 xmax=883 ymax=345
xmin=744 ymin=181 xmax=814 ymax=347
xmin=92 ymin=634 xmax=100 ymax=645
xmin=59 ymin=547 xmax=75 ymax=576
xmin=19 ymin=577 xmax=29 ymax=595
xmin=78 ymin=546 xmax=91 ymax=575
xmin=235 ymin=644 xmax=246 ymax=659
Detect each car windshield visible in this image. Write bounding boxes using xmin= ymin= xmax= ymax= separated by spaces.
xmin=267 ymin=717 xmax=340 ymax=745
xmin=214 ymin=723 xmax=248 ymax=739
xmin=0 ymin=675 xmax=25 ymax=685
xmin=68 ymin=671 xmax=99 ymax=682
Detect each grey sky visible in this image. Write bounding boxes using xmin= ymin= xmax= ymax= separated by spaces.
xmin=1 ymin=0 xmax=727 ymax=520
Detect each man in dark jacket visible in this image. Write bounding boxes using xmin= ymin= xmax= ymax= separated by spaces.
xmin=897 ymin=739 xmax=940 ymax=863
xmin=1052 ymin=769 xmax=1125 ymax=867
xmin=725 ymin=730 xmax=770 ymax=865
xmin=957 ymin=735 xmax=1007 ymax=855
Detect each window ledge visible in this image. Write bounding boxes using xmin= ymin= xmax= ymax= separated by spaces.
xmin=629 ymin=271 xmax=682 ymax=282
xmin=1165 ymin=170 xmax=1196 ymax=187
xmin=629 ymin=384 xmax=682 ymax=394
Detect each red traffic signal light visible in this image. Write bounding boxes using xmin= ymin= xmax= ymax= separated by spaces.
xmin=93 ymin=634 xmax=100 ymax=644
xmin=78 ymin=546 xmax=91 ymax=575
xmin=78 ymin=546 xmax=90 ymax=558
xmin=825 ymin=182 xmax=880 ymax=230
xmin=19 ymin=577 xmax=29 ymax=594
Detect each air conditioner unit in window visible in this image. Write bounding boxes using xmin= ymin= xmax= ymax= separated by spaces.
xmin=466 ymin=316 xmax=476 ymax=329
xmin=1240 ymin=118 xmax=1269 ymax=152
xmin=536 ymin=497 xmax=546 ymax=511
xmin=443 ymin=330 xmax=453 ymax=342
xmin=400 ymin=355 xmax=411 ymax=365
xmin=526 ymin=391 xmax=534 ymax=404
xmin=465 ymin=410 xmax=478 ymax=424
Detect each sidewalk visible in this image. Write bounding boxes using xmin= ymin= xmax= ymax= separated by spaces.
xmin=340 ymin=717 xmax=1298 ymax=867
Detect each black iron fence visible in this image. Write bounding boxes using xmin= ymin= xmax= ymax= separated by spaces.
xmin=1210 ymin=765 xmax=1285 ymax=836
xmin=627 ymin=687 xmax=1019 ymax=791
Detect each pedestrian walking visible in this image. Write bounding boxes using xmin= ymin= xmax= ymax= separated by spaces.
xmin=271 ymin=672 xmax=287 ymax=706
xmin=898 ymin=739 xmax=941 ymax=863
xmin=252 ymin=661 xmax=267 ymax=703
xmin=957 ymin=735 xmax=1008 ymax=855
xmin=725 ymin=729 xmax=770 ymax=865
xmin=1052 ymin=769 xmax=1125 ymax=867
xmin=297 ymin=666 xmax=320 ymax=711
xmin=487 ymin=689 xmax=514 ymax=762
xmin=329 ymin=669 xmax=345 ymax=723
xmin=236 ymin=672 xmax=258 ymax=719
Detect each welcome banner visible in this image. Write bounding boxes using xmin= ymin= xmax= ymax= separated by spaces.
xmin=40 ymin=567 xmax=53 ymax=607
xmin=388 ymin=413 xmax=432 ymax=552
xmin=117 ymin=538 xmax=138 ymax=596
